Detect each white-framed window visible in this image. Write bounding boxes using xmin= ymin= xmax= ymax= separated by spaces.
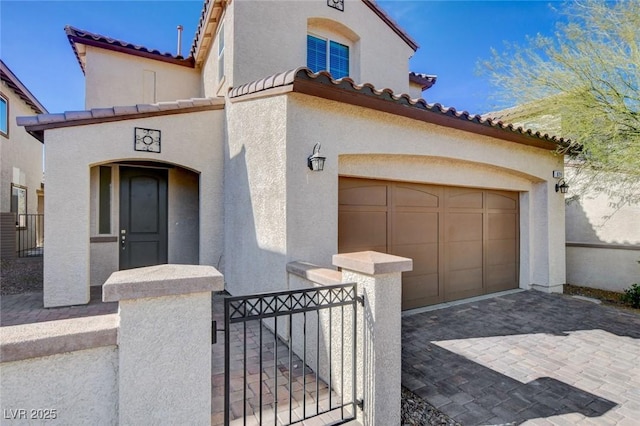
xmin=307 ymin=34 xmax=349 ymax=79
xmin=0 ymin=92 xmax=8 ymax=137
xmin=218 ymin=24 xmax=225 ymax=82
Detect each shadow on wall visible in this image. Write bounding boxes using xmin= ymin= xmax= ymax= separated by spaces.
xmin=401 ymin=291 xmax=640 ymax=424
xmin=565 ymin=193 xmax=640 ymax=245
xmin=224 ymin=145 xmax=287 ymax=296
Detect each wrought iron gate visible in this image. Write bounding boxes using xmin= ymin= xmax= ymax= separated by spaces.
xmin=223 ymin=283 xmax=359 ymax=425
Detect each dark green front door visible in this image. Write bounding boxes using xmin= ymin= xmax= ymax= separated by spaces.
xmin=119 ymin=167 xmax=168 ymax=270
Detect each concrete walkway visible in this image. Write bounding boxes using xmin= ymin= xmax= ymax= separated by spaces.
xmin=402 ymin=290 xmax=640 ymax=425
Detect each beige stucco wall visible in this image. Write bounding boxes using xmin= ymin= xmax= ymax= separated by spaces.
xmin=0 ymin=84 xmax=42 ymax=215
xmin=225 ymin=95 xmax=288 ymax=296
xmin=567 ymin=246 xmax=639 ymax=292
xmin=564 ymin=167 xmax=640 ymax=291
xmin=203 ymin=0 xmax=414 ymax=97
xmin=168 ymin=167 xmax=200 ymax=265
xmin=0 ymin=346 xmax=118 ymax=424
xmin=225 ymin=91 xmax=566 ymax=297
xmin=84 ymin=47 xmax=202 ymax=109
xmin=44 ymin=110 xmax=224 ymax=307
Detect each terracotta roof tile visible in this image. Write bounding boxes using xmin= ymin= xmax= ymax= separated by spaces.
xmin=229 ymin=67 xmax=570 ymax=149
xmin=65 ymin=25 xmax=195 ymax=74
xmin=0 ymin=60 xmax=47 ymax=115
xmin=17 ymin=97 xmax=225 ymax=142
xmin=409 ymin=72 xmax=437 ymax=91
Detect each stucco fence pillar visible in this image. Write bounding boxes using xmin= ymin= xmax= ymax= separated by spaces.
xmin=103 ymin=264 xmax=223 ymax=425
xmin=1 ymin=264 xmax=223 ymax=425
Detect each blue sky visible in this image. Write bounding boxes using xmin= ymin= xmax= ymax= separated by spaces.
xmin=1 ymin=0 xmax=562 ymax=115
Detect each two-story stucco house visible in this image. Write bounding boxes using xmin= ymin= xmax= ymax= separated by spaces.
xmin=19 ymin=0 xmax=569 ymax=309
xmin=1 ymin=60 xmax=47 ymax=260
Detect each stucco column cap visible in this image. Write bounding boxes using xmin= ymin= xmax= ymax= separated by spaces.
xmin=103 ymin=264 xmax=223 ymax=302
xmin=332 ymin=251 xmax=413 ymax=276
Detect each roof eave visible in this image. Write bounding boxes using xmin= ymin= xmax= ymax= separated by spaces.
xmin=0 ymin=60 xmax=48 ymax=114
xmin=361 ymin=0 xmax=419 ymax=51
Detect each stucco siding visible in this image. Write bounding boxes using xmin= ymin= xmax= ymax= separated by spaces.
xmin=227 ymin=0 xmax=413 ymax=93
xmin=44 ymin=110 xmax=224 ymax=306
xmin=564 ymin=167 xmax=639 ymax=291
xmin=0 ymin=82 xmax=42 ymax=215
xmin=225 ymin=95 xmax=288 ymax=296
xmin=0 ymin=346 xmax=118 ymax=425
xmin=285 ymin=93 xmax=565 ymax=292
xmin=84 ymin=47 xmax=202 ymax=109
xmin=567 ymin=246 xmax=639 ymax=292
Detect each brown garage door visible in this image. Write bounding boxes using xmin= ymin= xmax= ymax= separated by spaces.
xmin=338 ymin=177 xmax=519 ymax=309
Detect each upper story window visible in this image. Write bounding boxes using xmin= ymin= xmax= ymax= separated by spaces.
xmin=0 ymin=92 xmax=8 ymax=137
xmin=307 ymin=34 xmax=349 ymax=79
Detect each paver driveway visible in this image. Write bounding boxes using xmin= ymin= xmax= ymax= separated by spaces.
xmin=402 ymin=290 xmax=640 ymax=425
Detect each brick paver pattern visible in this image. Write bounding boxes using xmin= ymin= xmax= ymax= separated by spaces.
xmin=402 ymin=291 xmax=640 ymax=425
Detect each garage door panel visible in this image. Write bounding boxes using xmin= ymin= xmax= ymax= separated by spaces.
xmin=447 ymin=213 xmax=483 ymax=242
xmin=391 ymin=243 xmax=438 ymax=275
xmin=338 ymin=211 xmax=387 ymax=252
xmin=486 ymin=263 xmax=517 ymax=291
xmin=393 ymin=212 xmax=438 ymax=245
xmin=489 ymin=213 xmax=517 ymax=240
xmin=487 ymin=239 xmax=517 ymax=266
xmin=338 ymin=177 xmax=519 ymax=309
xmin=448 ymin=241 xmax=483 ymax=270
xmin=446 ymin=268 xmax=483 ymax=299
xmin=402 ymin=274 xmax=440 ymax=310
xmin=447 ymin=189 xmax=483 ymax=209
xmin=339 ymin=185 xmax=387 ymax=206
xmin=487 ymin=192 xmax=518 ymax=210
xmin=395 ymin=185 xmax=440 ymax=208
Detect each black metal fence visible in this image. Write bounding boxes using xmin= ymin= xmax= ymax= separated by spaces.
xmin=16 ymin=214 xmax=44 ymax=257
xmin=224 ymin=283 xmax=359 ymax=425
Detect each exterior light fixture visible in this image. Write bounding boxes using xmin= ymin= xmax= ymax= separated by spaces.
xmin=307 ymin=143 xmax=326 ymax=171
xmin=555 ymin=178 xmax=569 ymax=194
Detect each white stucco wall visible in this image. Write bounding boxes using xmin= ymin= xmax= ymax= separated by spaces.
xmin=44 ymin=110 xmax=224 ymax=307
xmin=564 ymin=167 xmax=640 ymax=291
xmin=84 ymin=47 xmax=202 ymax=109
xmin=203 ymin=0 xmax=414 ymax=97
xmin=225 ymin=95 xmax=288 ymax=296
xmin=0 ymin=346 xmax=118 ymax=425
xmin=0 ymin=84 xmax=42 ymax=215
xmin=225 ymin=91 xmax=566 ymax=297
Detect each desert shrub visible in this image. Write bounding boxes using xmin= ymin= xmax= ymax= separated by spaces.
xmin=621 ymin=284 xmax=640 ymax=308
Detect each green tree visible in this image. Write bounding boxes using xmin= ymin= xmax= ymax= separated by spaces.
xmin=481 ymin=0 xmax=640 ymax=206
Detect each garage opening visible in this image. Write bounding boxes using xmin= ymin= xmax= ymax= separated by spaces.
xmin=338 ymin=177 xmax=519 ymax=309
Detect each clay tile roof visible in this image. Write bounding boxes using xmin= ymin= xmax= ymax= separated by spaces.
xmin=17 ymin=97 xmax=224 ymax=142
xmin=229 ymin=67 xmax=571 ymax=150
xmin=65 ymin=25 xmax=195 ymax=74
xmin=409 ymin=72 xmax=437 ymax=91
xmin=0 ymin=60 xmax=47 ymax=115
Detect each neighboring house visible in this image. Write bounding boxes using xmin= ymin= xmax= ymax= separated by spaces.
xmin=18 ymin=0 xmax=569 ymax=309
xmin=0 ymin=60 xmax=47 ymax=260
xmin=488 ymin=104 xmax=640 ymax=293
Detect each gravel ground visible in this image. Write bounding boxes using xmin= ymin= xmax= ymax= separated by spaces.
xmin=401 ymin=387 xmax=460 ymax=426
xmin=0 ymin=257 xmax=43 ymax=295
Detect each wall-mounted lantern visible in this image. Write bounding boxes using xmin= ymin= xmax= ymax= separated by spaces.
xmin=307 ymin=143 xmax=326 ymax=172
xmin=555 ymin=178 xmax=569 ymax=193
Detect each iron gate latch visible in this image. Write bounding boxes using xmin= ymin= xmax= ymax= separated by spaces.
xmin=211 ymin=321 xmax=225 ymax=344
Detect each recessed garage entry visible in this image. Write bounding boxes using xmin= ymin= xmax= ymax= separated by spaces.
xmin=338 ymin=177 xmax=519 ymax=309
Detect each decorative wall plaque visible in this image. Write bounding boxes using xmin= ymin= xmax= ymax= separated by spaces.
xmin=327 ymin=0 xmax=344 ymax=12
xmin=134 ymin=127 xmax=161 ymax=153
